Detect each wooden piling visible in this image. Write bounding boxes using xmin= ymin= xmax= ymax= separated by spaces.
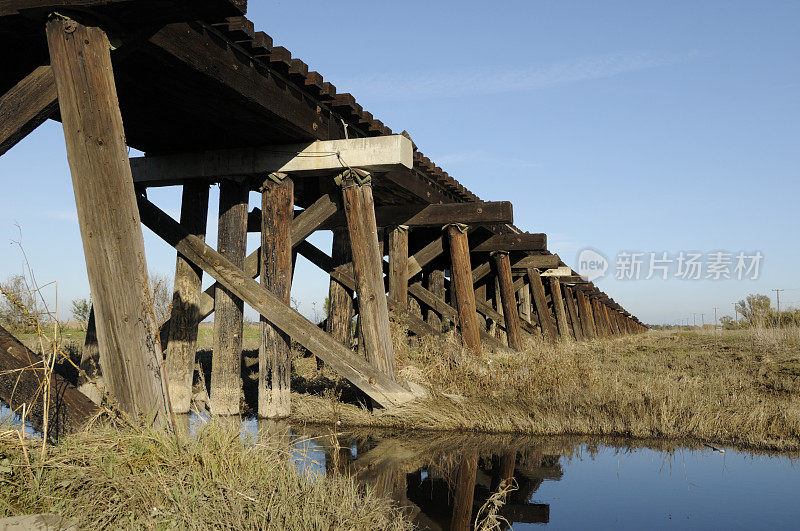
xmin=575 ymin=289 xmax=596 ymax=339
xmin=527 ymin=268 xmax=557 ymax=341
xmin=259 ymin=176 xmax=293 ymax=418
xmin=210 ymin=180 xmax=249 ymax=415
xmin=387 ymin=226 xmax=409 ymax=307
xmin=164 ymin=183 xmax=209 ymax=414
xmin=492 ymin=251 xmax=524 ymax=351
xmin=326 ymin=227 xmax=355 ymax=346
xmin=46 ymin=18 xmax=169 ymax=424
xmin=548 ymin=278 xmax=571 ymax=339
xmin=446 ymin=225 xmax=481 ymax=355
xmin=563 ymin=286 xmax=584 ymax=341
xmin=518 ymin=283 xmax=532 ymax=323
xmin=424 ymin=268 xmax=445 ymax=331
xmin=340 ymin=171 xmax=396 ymax=378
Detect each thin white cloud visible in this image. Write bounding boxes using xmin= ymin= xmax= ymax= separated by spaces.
xmin=339 ymin=50 xmax=698 ymax=101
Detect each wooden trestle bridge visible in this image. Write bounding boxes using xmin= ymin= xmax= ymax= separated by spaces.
xmin=0 ymin=0 xmax=645 ymax=429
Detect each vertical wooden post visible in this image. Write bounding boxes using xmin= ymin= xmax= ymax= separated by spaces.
xmin=474 ymin=282 xmax=488 ymax=330
xmin=446 ymin=224 xmax=481 ymax=355
xmin=591 ymin=299 xmax=606 ymax=337
xmin=164 ymin=184 xmax=209 ymax=414
xmin=575 ymin=289 xmax=596 ymax=339
xmin=563 ymin=286 xmax=584 ymax=341
xmin=387 ymin=226 xmax=409 ymax=307
xmin=210 ymin=180 xmax=248 ymax=415
xmin=259 ymin=176 xmax=294 ymax=418
xmin=46 ymin=19 xmax=169 ymax=423
xmin=490 ymin=276 xmax=507 ymax=342
xmin=527 ymin=268 xmax=557 ymax=341
xmin=326 ymin=228 xmax=354 ymax=346
xmin=518 ymin=283 xmax=532 ymax=323
xmin=492 ymin=252 xmax=524 ymax=351
xmin=600 ymin=302 xmax=613 ymax=336
xmin=548 ymin=278 xmax=571 ymax=339
xmin=340 ymin=171 xmax=396 ymax=378
xmin=451 ymin=449 xmax=479 ymax=531
xmin=424 ymin=268 xmax=445 ymax=331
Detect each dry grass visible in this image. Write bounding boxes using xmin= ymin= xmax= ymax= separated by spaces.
xmin=292 ymin=327 xmax=800 ymax=452
xmin=0 ymin=422 xmax=411 ymax=530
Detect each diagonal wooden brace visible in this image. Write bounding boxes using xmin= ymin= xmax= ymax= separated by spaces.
xmin=138 ymin=195 xmax=415 ymax=408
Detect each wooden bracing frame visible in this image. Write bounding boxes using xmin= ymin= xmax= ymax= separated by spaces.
xmin=0 ymin=1 xmax=647 ymax=427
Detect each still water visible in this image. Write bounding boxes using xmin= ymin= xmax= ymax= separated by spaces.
xmin=3 ymin=404 xmax=799 ymax=530
xmin=247 ymin=420 xmax=800 ymax=531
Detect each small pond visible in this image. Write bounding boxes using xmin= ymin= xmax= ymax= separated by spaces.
xmin=3 ymin=404 xmax=799 ymax=530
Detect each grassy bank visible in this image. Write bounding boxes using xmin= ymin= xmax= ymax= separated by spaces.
xmin=0 ymin=423 xmax=410 ymax=530
xmin=292 ymin=327 xmax=800 ymax=452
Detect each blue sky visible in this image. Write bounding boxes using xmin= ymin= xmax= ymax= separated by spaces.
xmin=1 ymin=1 xmax=798 ymax=325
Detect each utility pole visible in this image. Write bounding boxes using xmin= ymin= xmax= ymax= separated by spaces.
xmin=692 ymin=313 xmax=697 ymax=327
xmin=713 ymin=307 xmax=719 ymax=330
xmin=732 ymin=302 xmax=737 ymax=324
xmin=701 ymin=313 xmax=705 ymax=327
xmin=772 ymin=289 xmax=784 ymax=327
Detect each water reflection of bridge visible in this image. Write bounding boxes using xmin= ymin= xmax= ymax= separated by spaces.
xmin=295 ymin=427 xmax=564 ymax=530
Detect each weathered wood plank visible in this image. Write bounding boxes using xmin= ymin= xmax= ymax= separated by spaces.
xmin=210 ymin=180 xmax=248 ymax=415
xmin=0 ymin=0 xmax=246 ymax=20
xmin=446 ymin=225 xmax=481 ymax=355
xmin=0 ymin=65 xmax=57 ymax=157
xmin=317 ymin=201 xmax=513 ymax=230
xmin=47 ymin=19 xmax=169 ymax=424
xmin=131 ymin=135 xmax=413 ymax=186
xmin=472 ymin=233 xmax=547 ymax=252
xmin=138 ymin=196 xmax=415 ymax=408
xmin=164 ymin=183 xmax=209 ymax=414
xmin=341 ymin=173 xmax=396 ymax=378
xmin=259 ymin=177 xmax=293 ymax=418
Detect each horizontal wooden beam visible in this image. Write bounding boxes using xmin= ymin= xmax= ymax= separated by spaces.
xmin=0 ymin=0 xmax=246 ymax=21
xmin=315 ymin=201 xmax=513 ymax=230
xmin=546 ymin=275 xmax=588 ymax=284
xmin=472 ymin=233 xmax=547 ymax=252
xmin=0 ymin=65 xmax=58 ymax=157
xmin=131 ymin=135 xmax=413 ymax=186
xmin=138 ymin=195 xmax=415 ymax=408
